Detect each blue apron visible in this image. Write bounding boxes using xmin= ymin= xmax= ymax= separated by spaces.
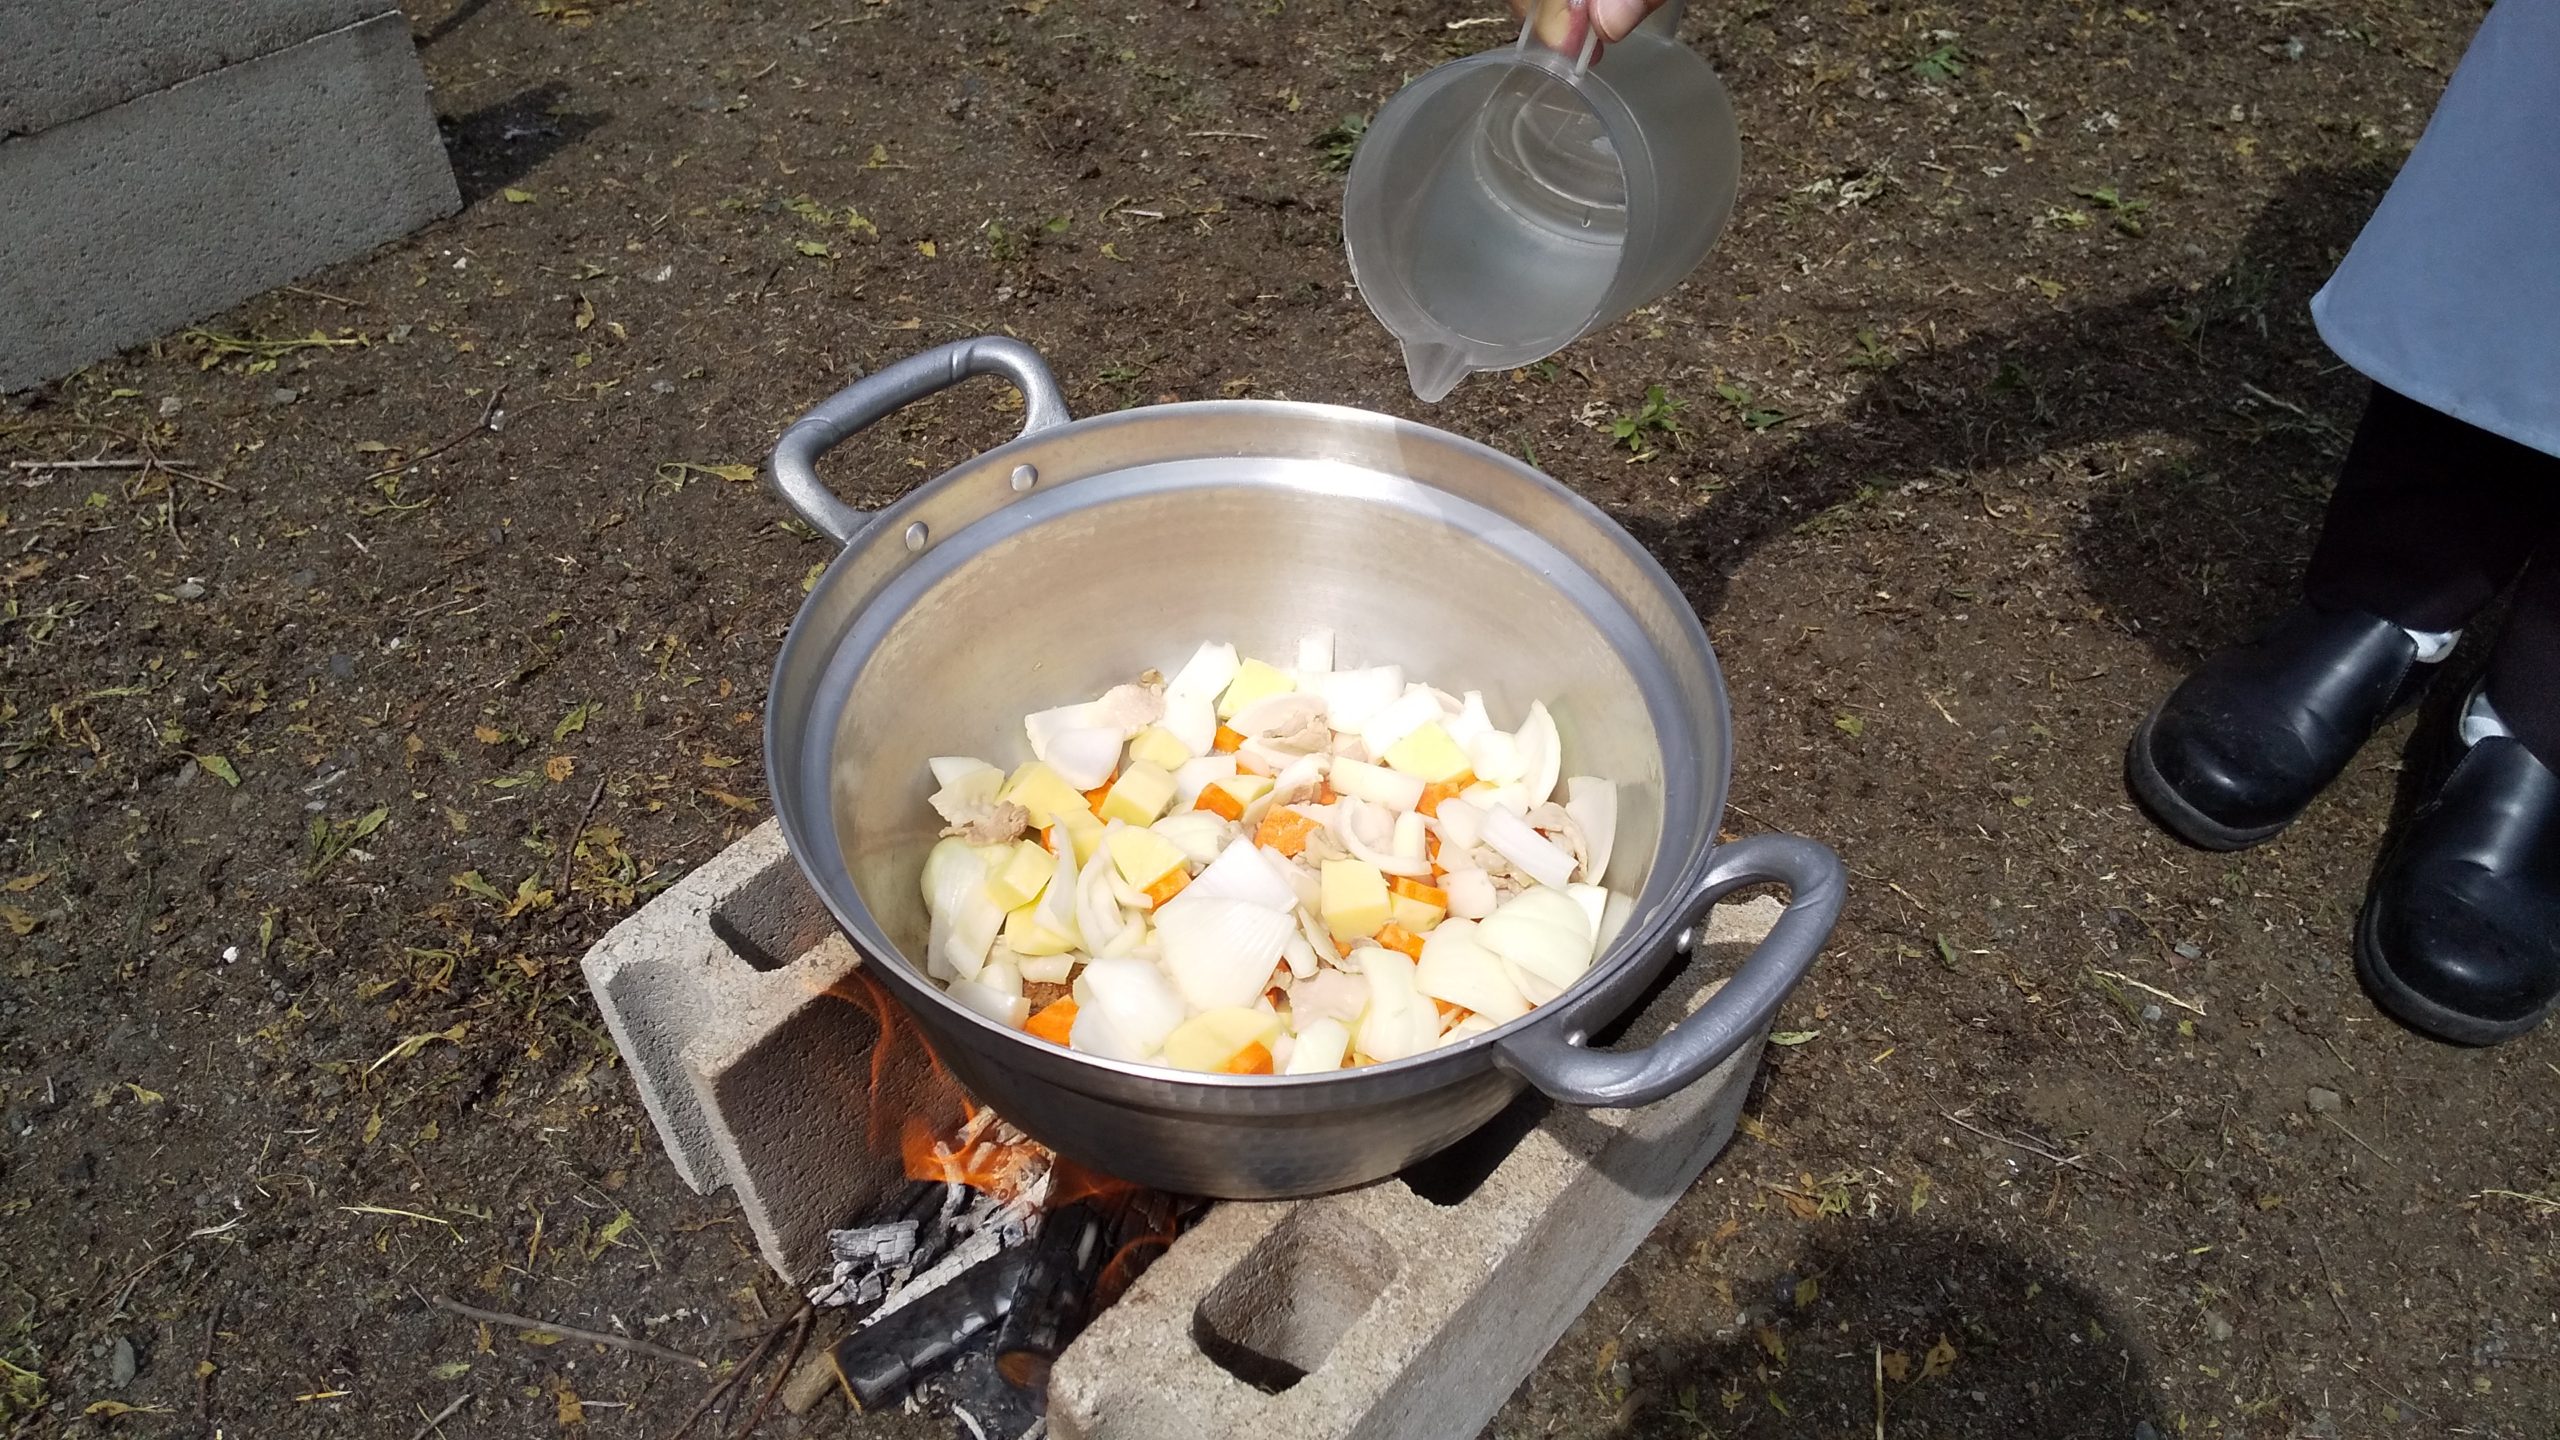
xmin=2311 ymin=0 xmax=2560 ymax=459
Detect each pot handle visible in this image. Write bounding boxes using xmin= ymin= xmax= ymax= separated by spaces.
xmin=1492 ymin=832 xmax=1844 ymax=1108
xmin=767 ymin=336 xmax=1073 ymax=546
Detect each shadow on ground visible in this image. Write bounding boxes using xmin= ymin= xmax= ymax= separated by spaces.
xmin=437 ymin=82 xmax=608 ymax=207
xmin=1624 ymin=164 xmax=2399 ymax=664
xmin=1612 ymin=1218 xmax=2163 ymax=1439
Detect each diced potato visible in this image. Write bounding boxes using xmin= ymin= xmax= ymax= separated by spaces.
xmin=1390 ymin=893 xmax=1446 ymax=933
xmin=1047 ymin=807 xmax=1106 ymax=866
xmin=1161 ymin=1007 xmax=1284 ymax=1073
xmin=1002 ymin=904 xmax=1078 ymax=957
xmin=1319 ymin=858 xmax=1392 ymax=942
xmin=1213 ymin=773 xmax=1274 ymax=806
xmin=1382 ymin=722 xmax=1474 ymax=784
xmin=1107 ymin=826 xmax=1189 ymax=890
xmin=1001 ymin=761 xmax=1088 ymax=827
xmin=984 ymin=841 xmax=1053 ymax=910
xmin=1283 ymin=1017 xmax=1353 ymax=1074
xmin=1127 ymin=725 xmax=1195 ymax=773
xmin=1099 ymin=760 xmax=1179 ymax=826
xmin=1216 ymin=658 xmax=1294 ymax=719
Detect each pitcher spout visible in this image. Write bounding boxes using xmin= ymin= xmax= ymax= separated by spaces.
xmin=1402 ymin=340 xmax=1476 ymax=404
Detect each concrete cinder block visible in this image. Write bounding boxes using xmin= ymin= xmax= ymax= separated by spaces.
xmin=1048 ymin=897 xmax=1783 ymax=1440
xmin=0 ymin=12 xmax=460 ymax=392
xmin=0 ymin=0 xmax=386 ymax=137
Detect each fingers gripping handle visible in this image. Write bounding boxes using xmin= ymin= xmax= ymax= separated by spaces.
xmin=1493 ymin=832 xmax=1845 ymax=1108
xmin=767 ymin=336 xmax=1072 ymax=546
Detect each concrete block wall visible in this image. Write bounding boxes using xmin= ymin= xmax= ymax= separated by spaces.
xmin=0 ymin=3 xmax=459 ymax=391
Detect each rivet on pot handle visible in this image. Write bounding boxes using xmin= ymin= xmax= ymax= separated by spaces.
xmin=767 ymin=336 xmax=1073 ymax=546
xmin=1492 ymin=833 xmax=1845 ymax=1108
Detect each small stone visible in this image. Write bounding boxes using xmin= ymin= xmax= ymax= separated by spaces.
xmin=2136 ymin=1423 xmax=2164 ymax=1440
xmin=2139 ymin=1002 xmax=2163 ymax=1023
xmin=328 ymin=654 xmax=357 ymax=681
xmin=158 ymin=396 xmax=182 ymax=417
xmin=2201 ymin=1309 xmax=2234 ymax=1343
xmin=171 ymin=577 xmax=206 ymax=601
xmin=286 ymin=569 xmax=317 ymax=591
xmin=2172 ymin=941 xmax=2202 ymax=960
xmin=2307 ymin=1086 xmax=2343 ymax=1113
xmin=108 ymin=1335 xmax=137 ymax=1388
xmin=651 ymin=379 xmax=677 ymax=394
xmin=267 ymin=387 xmax=299 ymax=406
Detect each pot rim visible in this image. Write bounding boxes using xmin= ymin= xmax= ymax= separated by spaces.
xmin=764 ymin=396 xmax=1735 ymax=1093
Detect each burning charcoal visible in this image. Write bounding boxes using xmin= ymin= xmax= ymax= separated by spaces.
xmin=832 ymin=1248 xmax=1030 ymax=1412
xmin=810 ymin=1180 xmax=962 ymax=1310
xmin=994 ymin=1202 xmax=1108 ymax=1393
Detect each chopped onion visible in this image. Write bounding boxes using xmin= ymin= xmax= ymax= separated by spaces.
xmin=1171 ymin=754 xmax=1238 ymax=807
xmin=1449 ymin=1012 xmax=1500 ymax=1040
xmin=1045 ymin=727 xmax=1124 ymax=790
xmin=1269 ymin=1031 xmax=1297 ymax=1072
xmin=1391 ymin=809 xmax=1428 ymax=863
xmin=922 ymin=839 xmax=1002 ymax=980
xmin=1476 ymin=886 xmax=1595 ymax=992
xmin=1231 ymin=691 xmax=1328 ymax=740
xmin=1596 ymin=889 xmax=1636 ymax=957
xmin=1433 ymin=796 xmax=1487 ymax=851
xmin=1076 ymin=842 xmax=1142 ymax=958
xmin=1165 ymin=642 xmax=1239 ymax=703
xmin=1290 ymin=968 xmax=1370 ymax=1028
xmin=1467 ymin=729 xmax=1525 ymax=785
xmin=1462 ymin=780 xmax=1529 ymax=816
xmin=1353 ymin=948 xmax=1440 ymax=1062
xmin=1155 ymin=895 xmax=1296 ymax=1012
xmin=1336 ymin=797 xmax=1431 ymax=877
xmin=929 ymin=755 xmax=1001 ymax=789
xmin=1296 ymin=628 xmax=1335 ymax=676
xmin=1414 ymin=919 xmax=1531 ymax=1022
xmin=1515 ymin=701 xmax=1563 ymax=807
xmin=1092 ymin=682 xmax=1165 ymax=736
xmin=1151 ymin=811 xmax=1230 ymax=866
xmin=1162 ymin=691 xmax=1218 ymax=757
xmin=947 ymin=975 xmax=1031 ymax=1028
xmin=1280 ymin=929 xmax=1321 ymax=980
xmin=928 ymin=768 xmax=1003 ymax=826
xmin=1563 ymin=776 xmax=1617 ymax=884
xmin=1077 ymin=953 xmax=1187 ymax=1053
xmin=1446 ymin=692 xmax=1494 ymax=749
xmin=1328 ymin=733 xmax=1371 ymax=762
xmin=1284 ymin=1017 xmax=1352 ymax=1074
xmin=1025 ymin=700 xmax=1104 ymax=757
xmin=1267 ymin=752 xmax=1330 ymax=807
xmin=1317 ymin=666 xmax=1404 ymax=732
xmin=1032 ymin=839 xmax=1081 ymax=946
xmin=1444 ymin=868 xmax=1498 ymax=919
xmin=1068 ymin=1000 xmax=1151 ymax=1062
xmin=1361 ymin=688 xmax=1446 ymax=760
xmin=977 ymin=954 xmax=1023 ymax=998
xmin=1188 ymin=836 xmax=1300 ymax=912
xmin=921 ymin=836 xmax=987 ymax=912
xmin=1019 ymin=954 xmax=1074 ymax=985
xmin=1331 ymin=757 xmax=1425 ymax=812
xmin=1480 ymin=806 xmax=1577 ymax=889
xmin=1504 ymin=958 xmax=1564 ymax=1006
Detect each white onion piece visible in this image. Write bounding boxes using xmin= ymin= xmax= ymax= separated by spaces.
xmin=942 ymin=895 xmax=1004 ymax=980
xmin=1155 ymin=895 xmax=1296 ymax=1012
xmin=1025 ymin=700 xmax=1104 ymax=756
xmin=1446 ymin=692 xmax=1494 ymax=749
xmin=978 ymin=955 xmax=1024 ymax=998
xmin=1045 ymin=727 xmax=1124 ymax=790
xmin=1290 ymin=969 xmax=1370 ymax=1028
xmin=1078 ymin=954 xmax=1188 ymax=1053
xmin=1361 ymin=688 xmax=1446 ymax=760
xmin=1504 ymin=957 xmax=1564 ymax=1006
xmin=1296 ymin=628 xmax=1335 ymax=676
xmin=1564 ymin=776 xmax=1618 ymax=884
xmin=1354 ymin=948 xmax=1440 ymax=1062
xmin=1345 ymin=795 xmax=1395 ymax=851
xmin=925 ymin=947 xmax=957 ymax=982
xmin=1284 ymin=1017 xmax=1352 ymax=1074
xmin=1240 ymin=785 xmax=1282 ymax=831
xmin=1328 ymin=733 xmax=1370 ymax=762
xmin=1019 ymin=954 xmax=1074 ymax=985
xmin=1166 ymin=642 xmax=1239 ymax=703
xmin=1269 ymin=1032 xmax=1297 ymax=1072
xmin=948 ymin=976 xmax=1031 ymax=1028
xmin=1515 ymin=701 xmax=1562 ymax=807
xmin=1268 ymin=752 xmax=1330 ymax=806
xmin=921 ymin=836 xmax=987 ymax=912
xmin=1480 ymin=806 xmax=1577 ymax=889
xmin=1414 ymin=920 xmax=1531 ymax=1022
xmin=1280 ymin=929 xmax=1321 ymax=981
xmin=1596 ymin=890 xmax=1636 ymax=957
xmin=1238 ymin=737 xmax=1310 ymax=775
xmin=1162 ymin=691 xmax=1218 ymax=758
xmin=1566 ymin=882 xmax=1610 ymax=940
xmin=1467 ymin=729 xmax=1525 ymax=785
xmin=1292 ymin=899 xmax=1333 ymax=959
xmin=1337 ymin=798 xmax=1431 ymax=877
xmin=1433 ymin=796 xmax=1487 ymax=851
xmin=1463 ymin=781 xmax=1529 ymax=816
xmin=1171 ymin=754 xmax=1238 ymax=807
xmin=1188 ymin=836 xmax=1300 ymax=912
xmin=1330 ymin=757 xmax=1424 ymax=812
xmin=1317 ymin=666 xmax=1403 ymax=732
xmin=1476 ymin=886 xmax=1595 ymax=992
xmin=1444 ymin=868 xmax=1498 ymax=919
xmin=1151 ymin=811 xmax=1230 ymax=867
xmin=1231 ymin=691 xmax=1328 ymax=739
xmin=1413 ymin=684 xmax=1464 ymax=716
xmin=1076 ymin=842 xmax=1142 ymax=958
xmin=928 ymin=769 xmax=1003 ymax=826
xmin=1391 ymin=809 xmax=1428 ymax=863
xmin=1093 ymin=682 xmax=1165 ymax=737
xmin=1068 ymin=999 xmax=1152 ymax=1062
xmin=928 ymin=755 xmax=1001 ymax=789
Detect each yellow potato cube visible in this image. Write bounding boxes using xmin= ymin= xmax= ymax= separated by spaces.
xmin=1161 ymin=1007 xmax=1283 ymax=1073
xmin=1391 ymin=893 xmax=1447 ymax=933
xmin=1217 ymin=658 xmax=1294 ymax=719
xmin=1107 ymin=826 xmax=1189 ymax=890
xmin=1003 ymin=905 xmax=1078 ymax=957
xmin=1000 ymin=761 xmax=1087 ymax=827
xmin=1049 ymin=807 xmax=1105 ymax=866
xmin=1099 ymin=761 xmax=1178 ymax=826
xmin=1320 ymin=859 xmax=1392 ymax=943
xmin=1382 ymin=722 xmax=1473 ymax=784
xmin=1127 ymin=725 xmax=1195 ymax=773
xmin=1211 ymin=773 xmax=1275 ymax=806
xmin=984 ymin=841 xmax=1054 ymax=910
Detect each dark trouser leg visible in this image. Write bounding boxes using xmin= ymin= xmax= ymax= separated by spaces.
xmin=2302 ymin=385 xmax=2560 ymax=630
xmin=2488 ymin=558 xmax=2560 ymax=771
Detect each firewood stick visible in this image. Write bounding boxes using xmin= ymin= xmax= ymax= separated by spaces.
xmin=430 ymin=1296 xmax=706 ymax=1368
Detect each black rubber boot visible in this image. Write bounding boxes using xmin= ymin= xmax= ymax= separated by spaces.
xmin=2357 ymin=734 xmax=2560 ymax=1045
xmin=2127 ymin=605 xmax=2441 ymax=850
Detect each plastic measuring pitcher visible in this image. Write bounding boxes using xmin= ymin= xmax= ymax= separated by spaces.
xmin=1344 ymin=1 xmax=1740 ymax=402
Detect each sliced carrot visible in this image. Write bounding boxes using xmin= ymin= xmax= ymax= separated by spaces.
xmin=1433 ymin=999 xmax=1471 ymax=1024
xmin=1375 ymin=923 xmax=1426 ymax=961
xmin=1038 ymin=825 xmax=1057 ymax=852
xmin=1141 ymin=868 xmax=1189 ymax=909
xmin=1315 ymin=781 xmax=1339 ymax=804
xmin=1388 ymin=875 xmax=1448 ymax=908
xmin=1082 ymin=776 xmax=1115 ymax=815
xmin=1416 ymin=774 xmax=1473 ymax=817
xmin=1254 ymin=806 xmax=1319 ymax=858
xmin=1212 ymin=725 xmax=1247 ymax=754
xmin=1025 ymin=999 xmax=1078 ymax=1047
xmin=1219 ymin=1042 xmax=1274 ymax=1075
xmin=1194 ymin=785 xmax=1246 ymax=821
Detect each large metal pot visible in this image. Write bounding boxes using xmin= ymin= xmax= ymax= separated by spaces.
xmin=763 ymin=336 xmax=1843 ymax=1197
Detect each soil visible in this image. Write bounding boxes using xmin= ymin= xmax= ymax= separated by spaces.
xmin=3 ymin=0 xmax=2552 ymax=1437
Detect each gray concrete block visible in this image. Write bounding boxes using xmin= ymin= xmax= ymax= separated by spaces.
xmin=0 ymin=0 xmax=387 ymax=137
xmin=0 ymin=12 xmax=459 ymax=393
xmin=1048 ymin=897 xmax=1783 ymax=1440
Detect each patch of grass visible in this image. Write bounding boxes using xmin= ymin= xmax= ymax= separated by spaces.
xmin=2073 ymin=184 xmax=2153 ymax=236
xmin=1610 ymin=385 xmax=1690 ymax=457
xmin=1847 ymin=329 xmax=1899 ymax=372
xmin=1311 ymin=113 xmax=1368 ymax=174
xmin=1713 ymin=381 xmax=1793 ymax=432
xmin=1910 ymin=33 xmax=1969 ymax=84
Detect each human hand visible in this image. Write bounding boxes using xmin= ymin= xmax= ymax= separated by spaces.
xmin=1506 ymin=0 xmax=1671 ymax=56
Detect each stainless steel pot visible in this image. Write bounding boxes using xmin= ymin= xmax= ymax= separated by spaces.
xmin=763 ymin=336 xmax=1843 ymax=1197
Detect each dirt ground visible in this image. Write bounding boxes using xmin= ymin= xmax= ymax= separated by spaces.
xmin=4 ymin=0 xmax=2554 ymax=1435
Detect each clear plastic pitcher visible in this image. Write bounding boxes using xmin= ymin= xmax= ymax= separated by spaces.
xmin=1344 ymin=2 xmax=1741 ymax=402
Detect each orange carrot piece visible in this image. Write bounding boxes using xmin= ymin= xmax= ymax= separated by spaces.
xmin=1254 ymin=807 xmax=1318 ymax=858
xmin=1038 ymin=825 xmax=1059 ymax=852
xmin=1375 ymin=923 xmax=1427 ymax=960
xmin=1082 ymin=777 xmax=1115 ymax=815
xmin=1141 ymin=868 xmax=1189 ymax=908
xmin=1416 ymin=775 xmax=1472 ymax=817
xmin=1388 ymin=875 xmax=1449 ymax=908
xmin=1220 ymin=1042 xmax=1274 ymax=1075
xmin=1212 ymin=725 xmax=1247 ymax=753
xmin=1025 ymin=999 xmax=1078 ymax=1046
xmin=1194 ymin=785 xmax=1246 ymax=821
xmin=1432 ymin=999 xmax=1470 ymax=1024
xmin=1316 ymin=781 xmax=1339 ymax=804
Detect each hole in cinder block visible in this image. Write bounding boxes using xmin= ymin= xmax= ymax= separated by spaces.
xmin=707 ymin=861 xmax=838 ymax=973
xmin=1191 ymin=1204 xmax=1398 ymax=1393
